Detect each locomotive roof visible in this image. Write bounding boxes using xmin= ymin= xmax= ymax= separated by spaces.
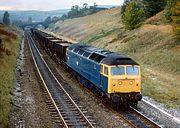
xmin=50 ymin=39 xmax=62 ymax=42
xmin=68 ymin=44 xmax=139 ymax=65
xmin=58 ymin=43 xmax=71 ymax=46
xmin=46 ymin=36 xmax=56 ymax=39
xmin=100 ymin=54 xmax=138 ymax=65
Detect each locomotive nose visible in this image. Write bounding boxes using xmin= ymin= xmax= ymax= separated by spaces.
xmin=135 ymin=93 xmax=142 ymax=101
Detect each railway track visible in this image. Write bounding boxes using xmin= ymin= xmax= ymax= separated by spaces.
xmin=26 ymin=31 xmax=95 ymax=128
xmin=118 ymin=107 xmax=161 ymax=128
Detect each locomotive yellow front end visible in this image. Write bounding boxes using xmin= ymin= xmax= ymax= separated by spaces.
xmin=107 ymin=64 xmax=142 ymax=106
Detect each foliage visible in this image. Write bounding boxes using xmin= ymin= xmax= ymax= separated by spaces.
xmin=121 ymin=0 xmax=133 ymax=14
xmin=171 ymin=1 xmax=180 ymax=38
xmin=121 ymin=1 xmax=145 ymax=30
xmin=164 ymin=0 xmax=176 ymax=22
xmin=164 ymin=0 xmax=180 ymax=38
xmin=60 ymin=14 xmax=68 ymax=21
xmin=61 ymin=3 xmax=105 ymax=20
xmin=27 ymin=17 xmax=32 ymax=23
xmin=3 ymin=11 xmax=10 ymax=25
xmin=68 ymin=5 xmax=81 ymax=18
xmin=43 ymin=16 xmax=51 ymax=28
xmin=12 ymin=20 xmax=25 ymax=27
xmin=142 ymin=0 xmax=166 ymax=18
xmin=51 ymin=16 xmax=60 ymax=23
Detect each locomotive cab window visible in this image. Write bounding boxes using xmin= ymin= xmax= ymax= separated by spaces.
xmin=100 ymin=65 xmax=103 ymax=73
xmin=111 ymin=66 xmax=125 ymax=76
xmin=104 ymin=66 xmax=108 ymax=75
xmin=126 ymin=66 xmax=139 ymax=75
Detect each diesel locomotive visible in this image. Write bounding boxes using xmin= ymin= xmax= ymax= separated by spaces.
xmin=31 ymin=29 xmax=142 ymax=107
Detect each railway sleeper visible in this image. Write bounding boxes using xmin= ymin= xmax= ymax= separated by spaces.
xmin=47 ymin=105 xmax=55 ymax=109
xmin=63 ymin=116 xmax=83 ymax=120
xmin=51 ymin=114 xmax=60 ymax=118
xmin=50 ymin=111 xmax=58 ymax=115
xmin=66 ymin=121 xmax=87 ymax=126
xmin=57 ymin=106 xmax=78 ymax=110
xmin=62 ymin=113 xmax=81 ymax=117
xmin=61 ymin=113 xmax=80 ymax=116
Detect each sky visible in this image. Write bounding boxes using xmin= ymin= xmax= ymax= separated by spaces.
xmin=0 ymin=0 xmax=124 ymax=11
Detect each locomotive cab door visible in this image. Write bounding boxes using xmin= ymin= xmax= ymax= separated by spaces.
xmin=100 ymin=64 xmax=109 ymax=92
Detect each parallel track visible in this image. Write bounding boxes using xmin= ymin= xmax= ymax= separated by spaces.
xmin=26 ymin=31 xmax=95 ymax=128
xmin=118 ymin=107 xmax=161 ymax=128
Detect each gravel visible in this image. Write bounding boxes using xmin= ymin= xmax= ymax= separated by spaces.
xmin=9 ymin=37 xmax=53 ymax=128
xmin=136 ymin=96 xmax=180 ymax=128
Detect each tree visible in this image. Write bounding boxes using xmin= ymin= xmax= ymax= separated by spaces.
xmin=171 ymin=1 xmax=180 ymax=38
xmin=43 ymin=16 xmax=51 ymax=28
xmin=68 ymin=5 xmax=80 ymax=18
xmin=93 ymin=3 xmax=97 ymax=9
xmin=121 ymin=1 xmax=145 ymax=30
xmin=12 ymin=20 xmax=24 ymax=26
xmin=3 ymin=11 xmax=10 ymax=25
xmin=164 ymin=0 xmax=176 ymax=22
xmin=27 ymin=17 xmax=32 ymax=23
xmin=83 ymin=3 xmax=88 ymax=9
xmin=52 ymin=16 xmax=60 ymax=23
xmin=142 ymin=0 xmax=166 ymax=18
xmin=60 ymin=14 xmax=68 ymax=21
xmin=121 ymin=0 xmax=133 ymax=15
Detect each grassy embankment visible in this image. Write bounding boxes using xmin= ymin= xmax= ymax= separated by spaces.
xmin=48 ymin=8 xmax=180 ymax=109
xmin=0 ymin=24 xmax=22 ymax=127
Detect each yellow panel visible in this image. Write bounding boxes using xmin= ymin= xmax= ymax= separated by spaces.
xmin=102 ymin=65 xmax=141 ymax=94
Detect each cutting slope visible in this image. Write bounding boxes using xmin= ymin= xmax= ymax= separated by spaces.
xmin=0 ymin=24 xmax=22 ymax=127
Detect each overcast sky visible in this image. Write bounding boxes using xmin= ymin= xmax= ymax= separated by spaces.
xmin=0 ymin=0 xmax=124 ymax=11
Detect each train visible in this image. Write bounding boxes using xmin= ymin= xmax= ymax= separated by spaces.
xmin=31 ymin=29 xmax=142 ymax=107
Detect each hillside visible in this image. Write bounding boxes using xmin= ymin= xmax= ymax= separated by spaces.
xmin=0 ymin=9 xmax=70 ymax=22
xmin=0 ymin=24 xmax=22 ymax=127
xmin=46 ymin=7 xmax=180 ymax=109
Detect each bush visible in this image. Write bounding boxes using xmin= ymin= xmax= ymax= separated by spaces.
xmin=121 ymin=1 xmax=145 ymax=30
xmin=164 ymin=0 xmax=176 ymax=22
xmin=171 ymin=1 xmax=180 ymax=38
xmin=142 ymin=0 xmax=166 ymax=18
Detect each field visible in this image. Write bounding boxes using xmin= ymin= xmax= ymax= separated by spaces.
xmin=0 ymin=24 xmax=22 ymax=127
xmin=47 ymin=8 xmax=180 ymax=109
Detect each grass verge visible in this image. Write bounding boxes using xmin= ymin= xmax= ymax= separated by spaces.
xmin=0 ymin=25 xmax=22 ymax=128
